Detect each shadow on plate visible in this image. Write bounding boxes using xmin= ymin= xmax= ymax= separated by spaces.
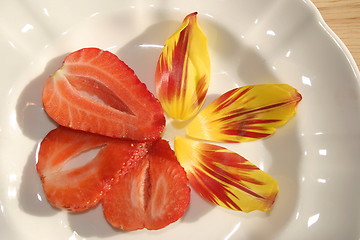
xmin=67 ymin=205 xmax=121 ymax=238
xmin=239 ymin=119 xmax=302 ymax=240
xmin=16 ymin=54 xmax=66 ymax=141
xmin=263 ymin=119 xmax=302 ymax=239
xmin=18 ymin=143 xmax=58 ymax=217
xmin=116 ymin=20 xmax=180 ymax=94
xmin=181 ymin=187 xmax=215 ymax=223
xmin=17 ymin=54 xmax=66 ymax=217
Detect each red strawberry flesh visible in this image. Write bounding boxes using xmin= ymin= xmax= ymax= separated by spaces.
xmin=101 ymin=158 xmax=150 ymax=230
xmin=42 ymin=48 xmax=165 ymax=141
xmin=36 ymin=126 xmax=150 ymax=212
xmin=102 ymin=139 xmax=190 ymax=230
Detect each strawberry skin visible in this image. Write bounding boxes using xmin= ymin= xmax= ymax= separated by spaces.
xmin=42 ymin=48 xmax=165 ymax=141
xmin=102 ymin=139 xmax=190 ymax=230
xmin=36 ymin=126 xmax=150 ymax=212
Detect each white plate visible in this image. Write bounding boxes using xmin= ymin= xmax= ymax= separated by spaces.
xmin=1 ymin=0 xmax=359 ymax=239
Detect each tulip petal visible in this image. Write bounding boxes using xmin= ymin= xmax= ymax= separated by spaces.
xmin=174 ymin=137 xmax=278 ymax=212
xmin=186 ymin=84 xmax=302 ymax=142
xmin=155 ymin=12 xmax=210 ymax=120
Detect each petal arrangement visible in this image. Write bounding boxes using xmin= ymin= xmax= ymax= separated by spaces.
xmin=37 ymin=11 xmax=302 ymax=233
xmin=156 ymin=12 xmax=302 ymax=212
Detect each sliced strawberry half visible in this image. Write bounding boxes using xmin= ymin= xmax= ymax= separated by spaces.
xmin=102 ymin=139 xmax=190 ymax=230
xmin=36 ymin=126 xmax=150 ymax=212
xmin=101 ymin=157 xmax=150 ymax=230
xmin=42 ymin=47 xmax=165 ymax=141
xmin=145 ymin=140 xmax=191 ymax=230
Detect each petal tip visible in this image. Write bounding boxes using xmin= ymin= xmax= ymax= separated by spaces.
xmin=155 ymin=12 xmax=210 ymax=121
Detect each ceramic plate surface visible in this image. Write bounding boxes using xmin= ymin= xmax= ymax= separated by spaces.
xmin=0 ymin=0 xmax=359 ymax=239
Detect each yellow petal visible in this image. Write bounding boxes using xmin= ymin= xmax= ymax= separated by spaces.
xmin=186 ymin=84 xmax=302 ymax=142
xmin=174 ymin=137 xmax=278 ymax=212
xmin=155 ymin=12 xmax=210 ymax=120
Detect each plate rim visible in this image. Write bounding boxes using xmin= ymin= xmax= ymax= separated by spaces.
xmin=1 ymin=0 xmax=359 ymax=239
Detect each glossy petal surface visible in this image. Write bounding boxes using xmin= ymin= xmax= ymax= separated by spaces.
xmin=187 ymin=84 xmax=302 ymax=142
xmin=174 ymin=137 xmax=278 ymax=212
xmin=155 ymin=12 xmax=210 ymax=120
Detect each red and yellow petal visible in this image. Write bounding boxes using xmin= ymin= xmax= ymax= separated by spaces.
xmin=155 ymin=12 xmax=210 ymax=120
xmin=174 ymin=137 xmax=278 ymax=212
xmin=186 ymin=84 xmax=302 ymax=142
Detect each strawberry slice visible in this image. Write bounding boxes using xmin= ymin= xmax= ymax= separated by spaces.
xmin=42 ymin=48 xmax=165 ymax=141
xmin=101 ymin=157 xmax=150 ymax=230
xmin=102 ymin=139 xmax=190 ymax=230
xmin=36 ymin=126 xmax=150 ymax=212
xmin=145 ymin=140 xmax=191 ymax=230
